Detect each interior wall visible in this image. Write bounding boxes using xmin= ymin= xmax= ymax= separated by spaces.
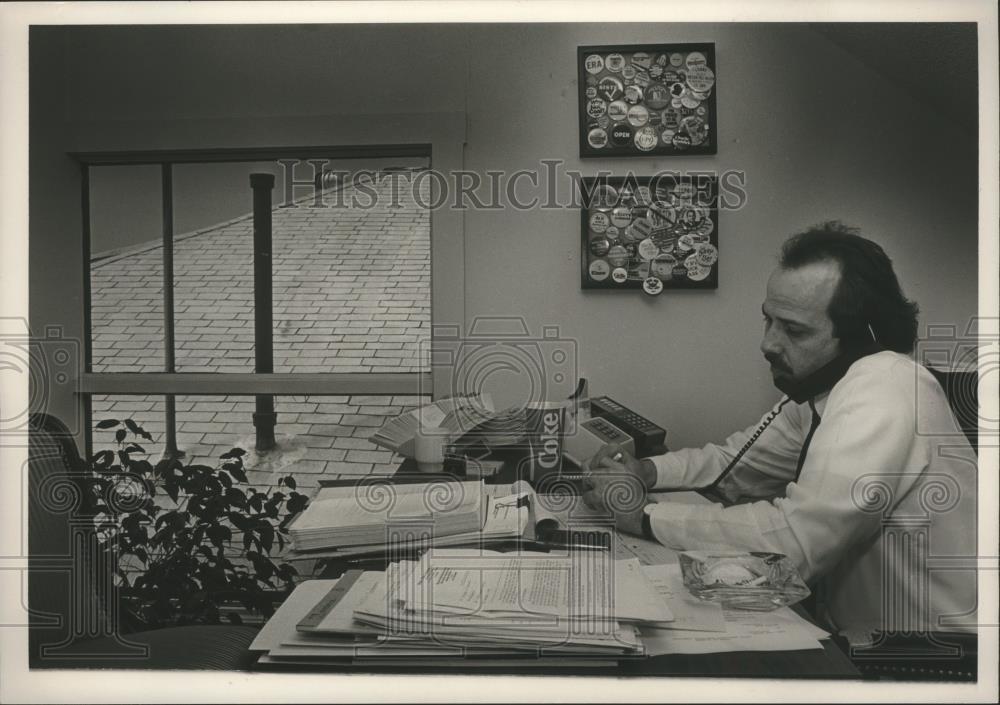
xmin=29 ymin=23 xmax=978 ymax=449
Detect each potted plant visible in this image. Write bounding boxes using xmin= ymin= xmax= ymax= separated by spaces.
xmin=85 ymin=418 xmax=309 ymax=628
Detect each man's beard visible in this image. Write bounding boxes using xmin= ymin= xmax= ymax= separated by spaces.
xmin=765 ymin=354 xmax=796 ymax=395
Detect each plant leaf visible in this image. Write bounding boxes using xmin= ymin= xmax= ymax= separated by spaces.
xmin=283 ymin=476 xmax=297 ymax=491
xmin=115 ymin=428 xmax=127 ymax=443
xmin=96 ymin=419 xmax=120 ymax=429
xmin=124 ymin=419 xmax=140 ymax=435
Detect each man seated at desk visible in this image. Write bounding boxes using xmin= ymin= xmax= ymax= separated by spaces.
xmin=582 ymin=222 xmax=978 ymax=649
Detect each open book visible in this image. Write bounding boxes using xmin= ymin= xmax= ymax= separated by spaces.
xmin=285 ymin=479 xmax=613 ymax=561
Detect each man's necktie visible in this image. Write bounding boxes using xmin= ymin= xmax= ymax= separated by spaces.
xmin=794 ymin=399 xmax=821 ymax=483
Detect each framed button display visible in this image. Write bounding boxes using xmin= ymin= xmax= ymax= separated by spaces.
xmin=578 ymin=43 xmax=717 ymax=158
xmin=580 ymin=174 xmax=718 ymax=291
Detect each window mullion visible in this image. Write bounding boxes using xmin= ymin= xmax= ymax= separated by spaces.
xmin=161 ymin=163 xmax=182 ymax=458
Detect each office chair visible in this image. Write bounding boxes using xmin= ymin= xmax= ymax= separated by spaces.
xmin=28 ymin=412 xmax=260 ymax=669
xmin=926 ymin=366 xmax=979 ymax=452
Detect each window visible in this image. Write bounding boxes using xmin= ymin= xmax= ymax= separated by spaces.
xmin=82 ymin=147 xmax=433 ymax=482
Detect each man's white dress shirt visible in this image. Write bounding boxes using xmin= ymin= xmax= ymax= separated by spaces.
xmin=645 ymin=351 xmax=978 ymax=643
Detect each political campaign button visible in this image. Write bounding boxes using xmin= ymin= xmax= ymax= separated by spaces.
xmin=628 ymin=218 xmax=653 ymax=240
xmin=589 ymin=259 xmax=611 ymax=281
xmin=680 ymin=115 xmax=708 ymax=145
xmin=636 ymin=260 xmax=651 ymax=279
xmin=669 ymin=81 xmax=686 ymax=98
xmin=685 ymin=64 xmax=715 ymax=93
xmin=584 ymin=54 xmax=605 ymax=75
xmin=624 ymin=84 xmax=644 ymax=105
xmin=611 ymin=206 xmax=632 ymax=228
xmin=671 ymin=96 xmax=684 ymax=109
xmin=589 ymin=211 xmax=610 ymax=233
xmin=680 ymin=90 xmax=702 ymax=109
xmin=605 ymin=53 xmax=626 ymax=73
xmin=617 ymin=225 xmax=635 ymax=244
xmin=638 ymin=237 xmax=660 ymax=261
xmin=660 ymin=127 xmax=676 ymax=145
xmin=611 ymin=267 xmax=629 ymax=284
xmin=630 ymin=52 xmax=652 ymax=70
xmin=607 ymin=245 xmax=629 ymax=268
xmin=661 ymin=107 xmax=680 ymax=130
xmin=595 ymin=114 xmax=611 ymax=129
xmin=686 ymin=51 xmax=707 ymax=70
xmin=651 ymin=254 xmax=677 ymax=279
xmin=695 ymin=105 xmax=707 ymax=117
xmin=587 ymin=98 xmax=608 ymax=118
xmin=672 ymin=264 xmax=689 ymax=279
xmin=587 ymin=128 xmax=609 ymax=149
xmin=586 ymin=74 xmax=599 ymax=86
xmin=649 ymin=200 xmax=676 ymax=223
xmin=598 ymin=76 xmax=624 ymax=101
xmin=695 ymin=216 xmax=714 ymax=237
xmin=634 ymin=125 xmax=658 ymax=151
xmin=690 ymin=88 xmax=711 ymax=101
xmin=676 ymin=206 xmax=700 ymax=228
xmin=627 ymin=104 xmax=650 ymax=127
xmin=673 ymin=182 xmax=696 ymax=203
xmin=672 ymin=133 xmax=692 ymax=150
xmin=621 ymin=64 xmax=637 ymax=82
xmin=589 ymin=236 xmax=612 ymax=257
xmin=677 ymin=234 xmax=696 ymax=254
xmin=618 ymin=182 xmax=635 ymax=202
xmin=589 ymin=183 xmax=618 ymax=210
xmin=605 ymin=225 xmax=620 ymax=240
xmin=607 ymin=100 xmax=629 ymax=122
xmin=585 ymin=85 xmax=598 ymax=100
xmin=670 ymin=52 xmax=684 ymax=67
xmin=634 ymin=185 xmax=653 ymax=206
xmin=644 ymin=82 xmax=671 ymax=110
xmin=686 ymin=260 xmax=712 ymax=281
xmin=633 ymin=69 xmax=651 ymax=87
xmin=696 ymin=242 xmax=718 ymax=267
xmin=663 ymin=70 xmax=682 ymax=85
xmin=610 ymin=124 xmax=633 ymax=146
xmin=642 ymin=276 xmax=664 ymax=296
xmin=649 ymin=63 xmax=664 ymax=80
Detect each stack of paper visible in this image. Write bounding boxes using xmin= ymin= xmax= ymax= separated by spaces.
xmin=369 ymin=394 xmax=504 ymax=455
xmin=635 ymin=563 xmax=829 ymax=655
xmin=252 ymin=549 xmax=675 ymax=668
xmin=288 ymin=480 xmax=485 ymax=552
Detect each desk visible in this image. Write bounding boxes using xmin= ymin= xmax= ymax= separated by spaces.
xmin=264 ymin=467 xmax=859 ymax=679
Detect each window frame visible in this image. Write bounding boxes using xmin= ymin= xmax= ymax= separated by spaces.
xmin=77 ymin=144 xmax=441 ymax=455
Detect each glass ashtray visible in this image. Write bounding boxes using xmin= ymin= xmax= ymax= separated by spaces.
xmin=679 ymin=550 xmax=810 ymax=611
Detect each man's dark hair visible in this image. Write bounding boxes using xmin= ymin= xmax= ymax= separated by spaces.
xmin=780 ymin=222 xmax=919 ymax=353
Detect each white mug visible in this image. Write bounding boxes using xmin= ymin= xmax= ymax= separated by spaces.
xmin=414 ymin=429 xmax=449 ymax=473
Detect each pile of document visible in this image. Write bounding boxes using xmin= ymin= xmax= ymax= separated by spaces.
xmin=369 ymin=393 xmax=532 ymax=457
xmin=251 ymin=548 xmax=675 ymax=668
xmin=287 ymin=480 xmax=526 ymax=554
xmin=369 ymin=394 xmax=502 ymax=455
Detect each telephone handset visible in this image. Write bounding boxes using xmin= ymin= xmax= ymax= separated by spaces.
xmin=703 ymin=340 xmax=883 ymax=497
xmin=775 ymin=340 xmax=883 ymax=404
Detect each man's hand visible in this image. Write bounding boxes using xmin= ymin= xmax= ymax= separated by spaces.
xmin=580 ymin=443 xmax=654 ymax=535
xmin=584 ymin=443 xmax=656 ymax=491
